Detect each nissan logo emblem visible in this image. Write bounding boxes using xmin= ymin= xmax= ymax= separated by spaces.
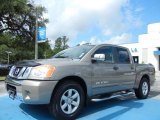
xmin=14 ymin=68 xmax=20 ymax=75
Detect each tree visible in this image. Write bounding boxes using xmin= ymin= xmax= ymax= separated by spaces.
xmin=0 ymin=0 xmax=51 ymax=63
xmin=38 ymin=40 xmax=53 ymax=58
xmin=53 ymin=36 xmax=69 ymax=55
xmin=61 ymin=36 xmax=69 ymax=49
xmin=0 ymin=0 xmax=29 ymax=33
xmin=0 ymin=33 xmax=35 ymax=63
xmin=0 ymin=0 xmax=48 ymax=39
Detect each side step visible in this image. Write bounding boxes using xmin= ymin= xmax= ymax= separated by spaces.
xmin=91 ymin=92 xmax=134 ymax=102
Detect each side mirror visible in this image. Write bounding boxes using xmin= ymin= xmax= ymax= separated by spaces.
xmin=91 ymin=54 xmax=105 ymax=63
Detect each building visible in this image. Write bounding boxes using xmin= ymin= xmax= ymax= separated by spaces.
xmin=121 ymin=23 xmax=160 ymax=71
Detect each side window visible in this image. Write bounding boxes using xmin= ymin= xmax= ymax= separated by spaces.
xmin=116 ymin=47 xmax=130 ymax=64
xmin=93 ymin=46 xmax=114 ymax=63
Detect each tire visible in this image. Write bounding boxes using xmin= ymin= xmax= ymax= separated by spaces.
xmin=49 ymin=81 xmax=85 ymax=120
xmin=135 ymin=77 xmax=150 ymax=99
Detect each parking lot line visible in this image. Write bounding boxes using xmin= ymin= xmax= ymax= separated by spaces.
xmin=0 ymin=95 xmax=160 ymax=120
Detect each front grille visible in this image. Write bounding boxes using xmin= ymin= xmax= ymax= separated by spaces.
xmin=9 ymin=66 xmax=28 ymax=78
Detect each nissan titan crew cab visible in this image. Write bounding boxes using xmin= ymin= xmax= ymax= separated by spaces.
xmin=5 ymin=44 xmax=155 ymax=120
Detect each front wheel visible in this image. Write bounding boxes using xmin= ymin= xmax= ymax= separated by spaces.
xmin=49 ymin=81 xmax=85 ymax=120
xmin=135 ymin=77 xmax=150 ymax=99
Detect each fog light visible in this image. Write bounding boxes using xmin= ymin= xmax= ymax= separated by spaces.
xmin=25 ymin=95 xmax=30 ymax=100
xmin=24 ymin=90 xmax=31 ymax=100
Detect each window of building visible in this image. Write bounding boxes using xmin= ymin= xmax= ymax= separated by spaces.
xmin=142 ymin=48 xmax=148 ymax=64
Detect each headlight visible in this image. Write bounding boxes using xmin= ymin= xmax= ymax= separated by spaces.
xmin=28 ymin=65 xmax=56 ymax=79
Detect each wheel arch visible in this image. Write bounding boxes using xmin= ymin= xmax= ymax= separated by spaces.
xmin=50 ymin=75 xmax=88 ymax=105
xmin=134 ymin=74 xmax=150 ymax=89
xmin=141 ymin=74 xmax=150 ymax=82
xmin=138 ymin=74 xmax=150 ymax=88
xmin=134 ymin=74 xmax=150 ymax=99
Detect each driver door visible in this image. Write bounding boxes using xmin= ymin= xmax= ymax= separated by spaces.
xmin=92 ymin=46 xmax=119 ymax=95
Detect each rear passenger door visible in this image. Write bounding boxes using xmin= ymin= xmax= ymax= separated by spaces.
xmin=114 ymin=47 xmax=136 ymax=89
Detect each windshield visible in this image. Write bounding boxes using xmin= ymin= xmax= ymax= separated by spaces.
xmin=52 ymin=45 xmax=94 ymax=59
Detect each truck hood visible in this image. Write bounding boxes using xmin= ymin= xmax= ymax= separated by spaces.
xmin=15 ymin=58 xmax=79 ymax=67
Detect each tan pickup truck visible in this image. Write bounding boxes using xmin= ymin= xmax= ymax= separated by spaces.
xmin=5 ymin=44 xmax=155 ymax=120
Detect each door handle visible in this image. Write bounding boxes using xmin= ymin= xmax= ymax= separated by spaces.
xmin=113 ymin=66 xmax=119 ymax=70
xmin=131 ymin=66 xmax=134 ymax=70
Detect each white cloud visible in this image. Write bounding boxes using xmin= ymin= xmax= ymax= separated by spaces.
xmin=123 ymin=6 xmax=143 ymax=28
xmin=106 ymin=33 xmax=132 ymax=44
xmin=80 ymin=36 xmax=102 ymax=45
xmin=34 ymin=0 xmax=141 ymax=46
xmin=135 ymin=7 xmax=144 ymax=12
xmin=79 ymin=41 xmax=87 ymax=45
xmin=80 ymin=33 xmax=132 ymax=45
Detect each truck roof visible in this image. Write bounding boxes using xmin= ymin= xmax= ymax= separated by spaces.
xmin=81 ymin=44 xmax=128 ymax=50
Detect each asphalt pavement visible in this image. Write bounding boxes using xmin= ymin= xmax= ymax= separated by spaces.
xmin=0 ymin=81 xmax=6 ymax=96
xmin=150 ymin=72 xmax=160 ymax=99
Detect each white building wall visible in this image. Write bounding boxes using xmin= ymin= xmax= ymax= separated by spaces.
xmin=138 ymin=23 xmax=160 ymax=71
xmin=148 ymin=23 xmax=160 ymax=34
xmin=148 ymin=48 xmax=159 ymax=71
xmin=121 ymin=23 xmax=160 ymax=71
xmin=139 ymin=34 xmax=160 ymax=48
xmin=120 ymin=43 xmax=139 ymax=56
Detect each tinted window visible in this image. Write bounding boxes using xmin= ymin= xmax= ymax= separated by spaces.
xmin=93 ymin=46 xmax=114 ymax=63
xmin=116 ymin=47 xmax=130 ymax=64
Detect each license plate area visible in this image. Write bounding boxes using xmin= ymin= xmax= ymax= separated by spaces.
xmin=7 ymin=84 xmax=16 ymax=100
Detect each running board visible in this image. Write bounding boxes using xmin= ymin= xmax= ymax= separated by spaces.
xmin=91 ymin=92 xmax=134 ymax=102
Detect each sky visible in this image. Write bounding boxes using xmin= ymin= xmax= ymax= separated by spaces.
xmin=34 ymin=0 xmax=160 ymax=47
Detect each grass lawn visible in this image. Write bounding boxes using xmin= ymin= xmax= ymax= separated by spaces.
xmin=0 ymin=76 xmax=5 ymax=81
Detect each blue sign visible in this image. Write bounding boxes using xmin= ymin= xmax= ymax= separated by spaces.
xmin=154 ymin=50 xmax=160 ymax=55
xmin=38 ymin=27 xmax=46 ymax=42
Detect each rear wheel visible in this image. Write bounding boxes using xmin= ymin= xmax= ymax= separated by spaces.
xmin=135 ymin=77 xmax=150 ymax=99
xmin=49 ymin=81 xmax=85 ymax=120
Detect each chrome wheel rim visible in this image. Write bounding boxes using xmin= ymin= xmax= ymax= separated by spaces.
xmin=60 ymin=89 xmax=80 ymax=114
xmin=142 ymin=82 xmax=148 ymax=96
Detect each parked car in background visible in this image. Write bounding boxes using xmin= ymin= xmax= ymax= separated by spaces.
xmin=0 ymin=64 xmax=12 ymax=76
xmin=5 ymin=44 xmax=155 ymax=120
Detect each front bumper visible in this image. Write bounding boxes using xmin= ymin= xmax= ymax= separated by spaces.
xmin=5 ymin=76 xmax=58 ymax=104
